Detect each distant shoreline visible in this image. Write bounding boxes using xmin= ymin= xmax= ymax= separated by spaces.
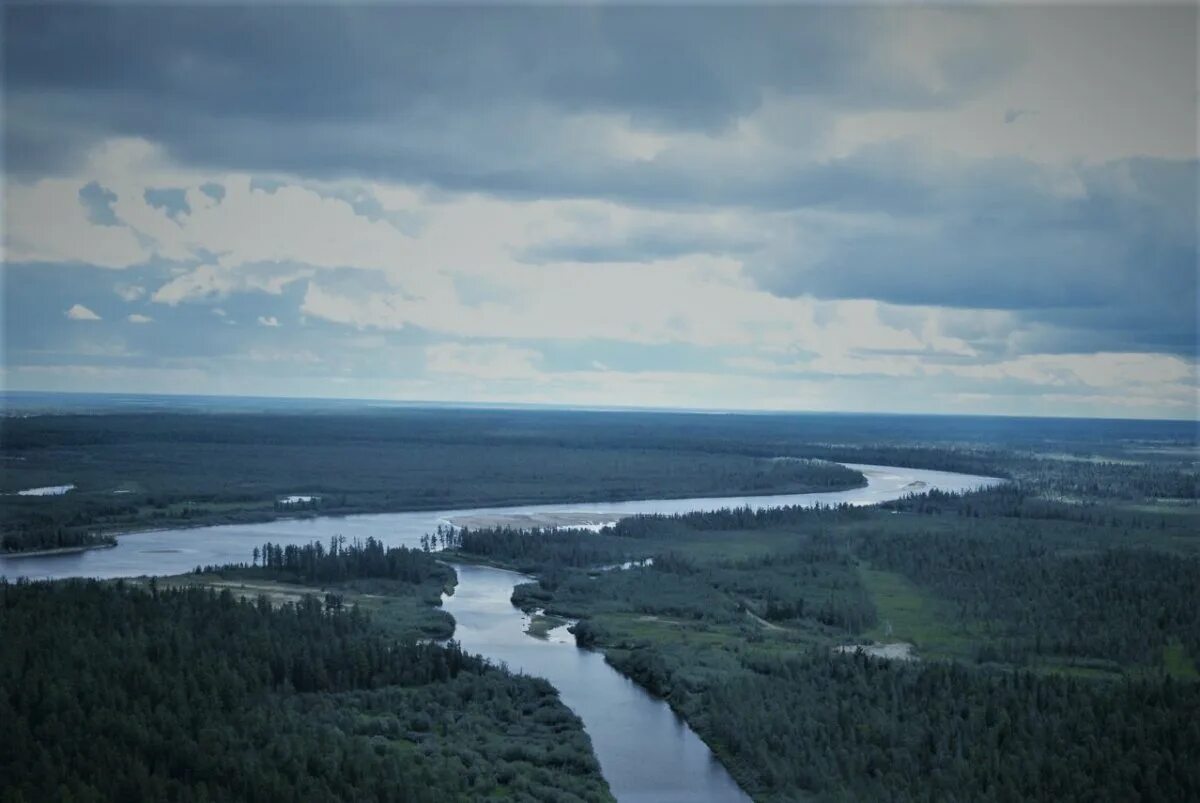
xmin=3 ymin=542 xmax=118 ymax=559
xmin=9 ymin=474 xmax=871 ymax=545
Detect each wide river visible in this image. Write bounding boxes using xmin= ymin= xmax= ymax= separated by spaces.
xmin=1 ymin=463 xmax=998 ymax=802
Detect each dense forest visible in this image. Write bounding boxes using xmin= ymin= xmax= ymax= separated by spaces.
xmin=189 ymin=537 xmax=459 ymax=639
xmin=691 ymin=651 xmax=1200 ymax=802
xmin=3 ymin=404 xmax=1197 ymax=800
xmin=0 ymin=577 xmax=612 ymax=803
xmin=857 ymin=530 xmax=1200 ymax=668
xmin=217 ymin=536 xmax=452 ymax=586
xmin=446 ymin=450 xmax=1200 ymax=802
xmin=0 ymin=409 xmax=867 ymax=552
xmin=0 ymin=525 xmax=114 ymax=554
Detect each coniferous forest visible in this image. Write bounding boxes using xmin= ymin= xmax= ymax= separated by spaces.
xmin=434 ymin=415 xmax=1199 ymax=802
xmin=0 ymin=576 xmax=612 ymax=803
xmin=1 ymin=406 xmax=1197 ymax=801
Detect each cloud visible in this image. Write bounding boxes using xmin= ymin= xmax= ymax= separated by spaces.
xmin=126 ymin=313 xmax=153 ymax=324
xmin=114 ymin=284 xmax=146 ymax=301
xmin=1004 ymin=108 xmax=1036 ymax=124
xmin=7 ymin=177 xmax=149 ymax=267
xmin=3 ymin=6 xmax=1019 ymax=182
xmin=65 ymin=303 xmax=101 ymax=320
xmin=954 ymin=352 xmax=1195 ymax=391
xmin=425 ymin=343 xmax=543 ymax=381
xmin=152 ymin=262 xmax=312 ymax=306
xmin=3 ymin=6 xmax=1196 ymax=420
xmin=746 ymin=156 xmax=1198 ymax=355
xmin=518 ymin=212 xmax=763 ymax=264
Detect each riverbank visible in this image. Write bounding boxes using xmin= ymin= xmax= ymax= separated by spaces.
xmin=448 ymin=510 xmax=626 ymax=530
xmin=2 ymin=541 xmax=117 ymax=559
xmin=12 ymin=471 xmax=870 ymax=549
xmin=443 ymin=562 xmax=752 ymax=802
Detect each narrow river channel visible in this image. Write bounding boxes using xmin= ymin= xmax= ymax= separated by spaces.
xmin=1 ymin=464 xmax=999 ymax=801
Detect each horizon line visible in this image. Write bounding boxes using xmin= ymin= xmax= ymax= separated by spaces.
xmin=3 ymin=388 xmax=1197 ymax=426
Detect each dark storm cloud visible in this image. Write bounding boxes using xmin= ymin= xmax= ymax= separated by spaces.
xmin=3 ymin=5 xmax=1014 ymax=182
xmin=749 ymin=157 xmax=1199 ymax=355
xmin=520 ymin=228 xmax=761 ymax=265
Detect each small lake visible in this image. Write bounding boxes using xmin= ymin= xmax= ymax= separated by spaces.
xmin=0 ymin=463 xmax=999 ymax=802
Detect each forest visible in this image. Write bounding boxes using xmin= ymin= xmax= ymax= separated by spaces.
xmin=187 ymin=537 xmax=460 ymax=639
xmin=443 ymin=447 xmax=1200 ymax=801
xmin=0 ymin=561 xmax=613 ymax=802
xmin=4 ymin=404 xmax=1193 ymax=552
xmin=0 ymin=408 xmax=865 ymax=552
xmin=2 ymin=403 xmax=1197 ymax=800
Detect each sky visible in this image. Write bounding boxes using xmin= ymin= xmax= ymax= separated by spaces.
xmin=2 ymin=4 xmax=1197 ymax=419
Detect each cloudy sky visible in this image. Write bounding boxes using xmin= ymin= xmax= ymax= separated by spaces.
xmin=3 ymin=4 xmax=1197 ymax=418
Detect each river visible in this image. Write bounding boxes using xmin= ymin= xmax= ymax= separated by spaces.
xmin=0 ymin=463 xmax=999 ymax=802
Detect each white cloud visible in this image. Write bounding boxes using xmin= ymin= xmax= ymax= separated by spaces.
xmin=65 ymin=304 xmax=101 ymax=321
xmin=151 ymin=265 xmax=234 ymax=305
xmin=257 ymin=315 xmax=281 ymax=328
xmin=425 ymin=343 xmax=543 ymax=381
xmin=827 ymin=7 xmax=1197 ymax=165
xmin=152 ymin=263 xmax=312 ymax=306
xmin=955 ymin=352 xmax=1195 ymax=390
xmin=115 ymin=284 xmax=146 ymax=302
xmin=126 ymin=313 xmax=153 ymax=324
xmin=242 ymin=348 xmax=321 ymax=364
xmin=7 ymin=179 xmax=149 ymax=268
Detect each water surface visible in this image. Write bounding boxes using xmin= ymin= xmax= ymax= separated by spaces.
xmin=444 ymin=563 xmax=751 ymax=802
xmin=0 ymin=464 xmax=994 ymax=582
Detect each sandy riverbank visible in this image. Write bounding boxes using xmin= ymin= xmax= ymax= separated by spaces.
xmin=446 ymin=511 xmax=626 ymax=530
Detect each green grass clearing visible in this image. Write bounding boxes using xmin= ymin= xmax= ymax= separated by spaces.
xmin=858 ymin=565 xmax=980 ymax=660
xmin=1163 ymin=641 xmax=1200 ymax=679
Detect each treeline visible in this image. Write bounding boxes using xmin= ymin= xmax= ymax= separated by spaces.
xmin=1009 ymin=456 xmax=1198 ymax=501
xmin=606 ymin=501 xmax=873 ymax=538
xmin=446 ymin=526 xmax=644 ymax=575
xmin=0 ymin=578 xmax=612 ymax=803
xmin=600 ymin=483 xmax=1194 ymax=541
xmin=788 ymin=444 xmax=1010 ymax=479
xmin=235 ymin=536 xmax=450 ymax=587
xmin=798 ymin=443 xmax=1197 ymax=501
xmin=687 ymin=650 xmax=1200 ymax=802
xmin=0 ymin=525 xmax=114 ymax=554
xmin=884 ymin=484 xmax=1193 ymax=532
